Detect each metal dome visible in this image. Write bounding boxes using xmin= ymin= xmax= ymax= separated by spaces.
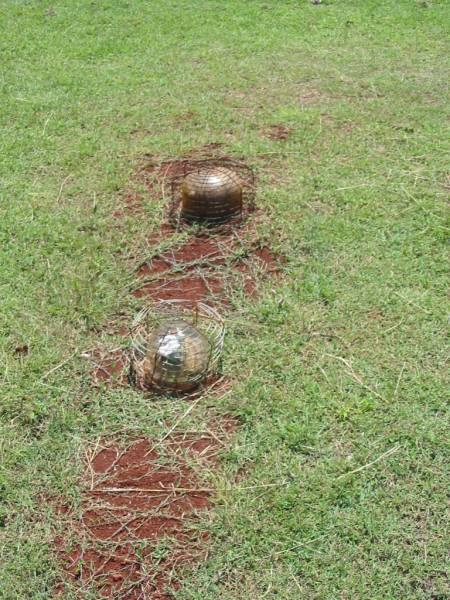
xmin=180 ymin=167 xmax=243 ymax=224
xmin=130 ymin=301 xmax=225 ymax=394
xmin=141 ymin=319 xmax=211 ymax=392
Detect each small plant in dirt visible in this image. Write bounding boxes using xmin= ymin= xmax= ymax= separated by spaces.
xmin=151 ymin=538 xmax=172 ymax=562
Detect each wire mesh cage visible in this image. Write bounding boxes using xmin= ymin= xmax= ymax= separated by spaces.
xmin=181 ymin=167 xmax=242 ymax=224
xmin=167 ymin=158 xmax=256 ymax=228
xmin=130 ymin=300 xmax=225 ymax=394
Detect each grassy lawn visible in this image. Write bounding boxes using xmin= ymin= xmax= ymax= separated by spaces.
xmin=1 ymin=0 xmax=449 ymax=598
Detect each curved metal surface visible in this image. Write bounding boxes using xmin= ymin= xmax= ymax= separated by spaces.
xmin=180 ymin=167 xmax=243 ymax=224
xmin=142 ymin=319 xmax=210 ymax=392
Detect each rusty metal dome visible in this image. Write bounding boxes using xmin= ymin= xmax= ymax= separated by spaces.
xmin=180 ymin=167 xmax=243 ymax=224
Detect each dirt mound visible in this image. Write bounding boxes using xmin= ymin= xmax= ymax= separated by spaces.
xmin=56 ymin=421 xmax=238 ymax=598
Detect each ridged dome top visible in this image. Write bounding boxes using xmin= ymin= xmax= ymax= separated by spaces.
xmin=181 ymin=167 xmax=243 ymax=223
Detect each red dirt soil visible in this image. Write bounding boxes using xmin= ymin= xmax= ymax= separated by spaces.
xmin=133 ymin=272 xmax=225 ymax=303
xmin=133 ymin=234 xmax=284 ymax=304
xmin=92 ymin=350 xmax=128 ymax=384
xmin=138 ymin=235 xmax=232 ymax=275
xmin=147 ymin=223 xmax=176 ymax=246
xmin=56 ymin=421 xmax=238 ymax=599
xmin=140 ymin=158 xmax=193 ymax=198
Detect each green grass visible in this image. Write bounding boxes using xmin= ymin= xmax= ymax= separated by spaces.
xmin=0 ymin=0 xmax=449 ymax=598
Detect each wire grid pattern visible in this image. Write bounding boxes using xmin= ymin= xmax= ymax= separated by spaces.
xmin=130 ymin=300 xmax=225 ymax=392
xmin=167 ymin=158 xmax=256 ymax=228
xmin=181 ymin=167 xmax=243 ymax=223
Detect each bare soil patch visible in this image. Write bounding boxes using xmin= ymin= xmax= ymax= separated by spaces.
xmin=119 ymin=155 xmax=283 ymax=306
xmin=138 ymin=235 xmax=231 ymax=274
xmin=56 ymin=419 xmax=238 ymax=598
xmin=133 ymin=233 xmax=284 ymax=305
xmin=133 ymin=272 xmax=225 ymax=304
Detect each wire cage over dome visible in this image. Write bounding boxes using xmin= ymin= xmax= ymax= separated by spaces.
xmin=130 ymin=300 xmax=225 ymax=394
xmin=167 ymin=157 xmax=256 ymax=228
xmin=181 ymin=167 xmax=243 ymax=224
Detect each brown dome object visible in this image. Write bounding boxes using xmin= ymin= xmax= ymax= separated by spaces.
xmin=180 ymin=167 xmax=243 ymax=224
